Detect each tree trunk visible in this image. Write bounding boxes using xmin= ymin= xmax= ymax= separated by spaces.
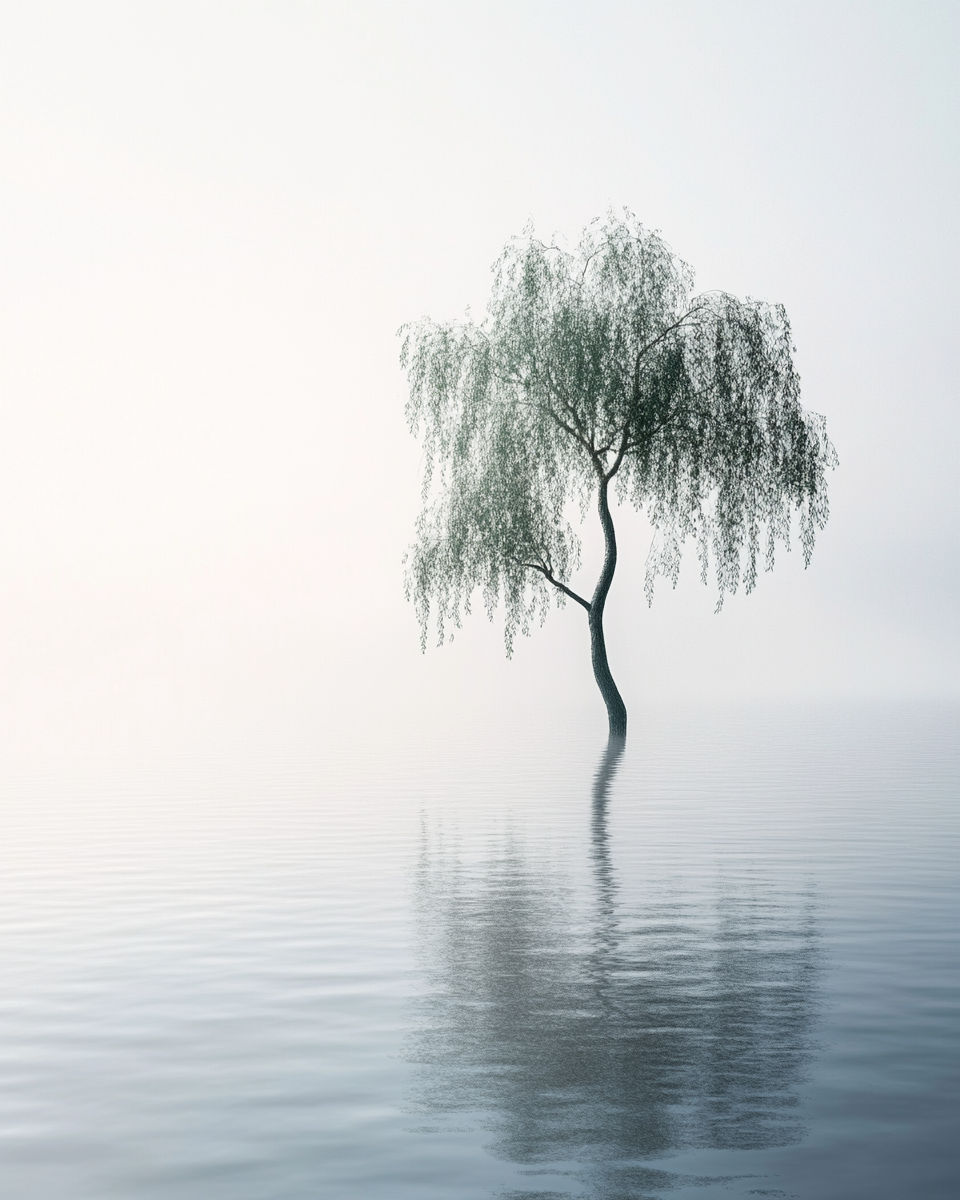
xmin=589 ymin=479 xmax=628 ymax=739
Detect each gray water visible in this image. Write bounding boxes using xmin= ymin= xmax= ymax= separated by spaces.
xmin=0 ymin=700 xmax=956 ymax=1198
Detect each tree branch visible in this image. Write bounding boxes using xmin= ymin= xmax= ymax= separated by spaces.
xmin=633 ymin=302 xmax=709 ymax=365
xmin=518 ymin=560 xmax=591 ymax=611
xmin=518 ymin=397 xmax=597 ymax=459
xmin=605 ymin=425 xmax=631 ymax=481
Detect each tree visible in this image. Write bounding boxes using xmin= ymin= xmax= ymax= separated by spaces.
xmin=401 ymin=212 xmax=836 ymax=739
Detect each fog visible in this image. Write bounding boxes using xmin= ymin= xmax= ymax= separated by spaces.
xmin=1 ymin=1 xmax=958 ymax=774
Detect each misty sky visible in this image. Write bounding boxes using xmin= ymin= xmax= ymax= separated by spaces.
xmin=1 ymin=1 xmax=958 ymax=767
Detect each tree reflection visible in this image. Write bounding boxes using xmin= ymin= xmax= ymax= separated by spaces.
xmin=409 ymin=741 xmax=822 ymax=1193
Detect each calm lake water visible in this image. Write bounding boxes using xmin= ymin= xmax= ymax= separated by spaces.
xmin=0 ymin=700 xmax=957 ymax=1198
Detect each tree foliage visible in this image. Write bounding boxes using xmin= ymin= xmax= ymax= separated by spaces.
xmin=401 ymin=211 xmax=836 ymax=659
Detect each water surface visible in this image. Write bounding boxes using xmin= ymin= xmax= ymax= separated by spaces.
xmin=0 ymin=701 xmax=956 ymax=1198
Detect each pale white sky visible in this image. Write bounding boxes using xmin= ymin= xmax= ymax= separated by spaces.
xmin=1 ymin=1 xmax=957 ymax=767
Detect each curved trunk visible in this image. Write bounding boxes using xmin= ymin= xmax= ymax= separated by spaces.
xmin=589 ymin=479 xmax=628 ymax=739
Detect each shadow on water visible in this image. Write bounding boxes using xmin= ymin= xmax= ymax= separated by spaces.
xmin=408 ymin=738 xmax=823 ymax=1198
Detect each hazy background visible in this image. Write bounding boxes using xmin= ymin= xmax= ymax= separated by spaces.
xmin=1 ymin=0 xmax=957 ymax=774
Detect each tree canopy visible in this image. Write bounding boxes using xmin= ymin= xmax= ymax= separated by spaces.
xmin=401 ymin=212 xmax=836 ymax=736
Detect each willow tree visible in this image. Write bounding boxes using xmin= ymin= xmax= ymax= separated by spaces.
xmin=401 ymin=213 xmax=835 ymax=739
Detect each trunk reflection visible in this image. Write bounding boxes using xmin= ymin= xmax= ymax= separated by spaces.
xmin=409 ymin=741 xmax=822 ymax=1189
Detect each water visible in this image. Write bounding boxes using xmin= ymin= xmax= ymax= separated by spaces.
xmin=0 ymin=700 xmax=956 ymax=1198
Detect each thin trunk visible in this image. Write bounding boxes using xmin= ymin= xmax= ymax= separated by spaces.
xmin=589 ymin=478 xmax=628 ymax=739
